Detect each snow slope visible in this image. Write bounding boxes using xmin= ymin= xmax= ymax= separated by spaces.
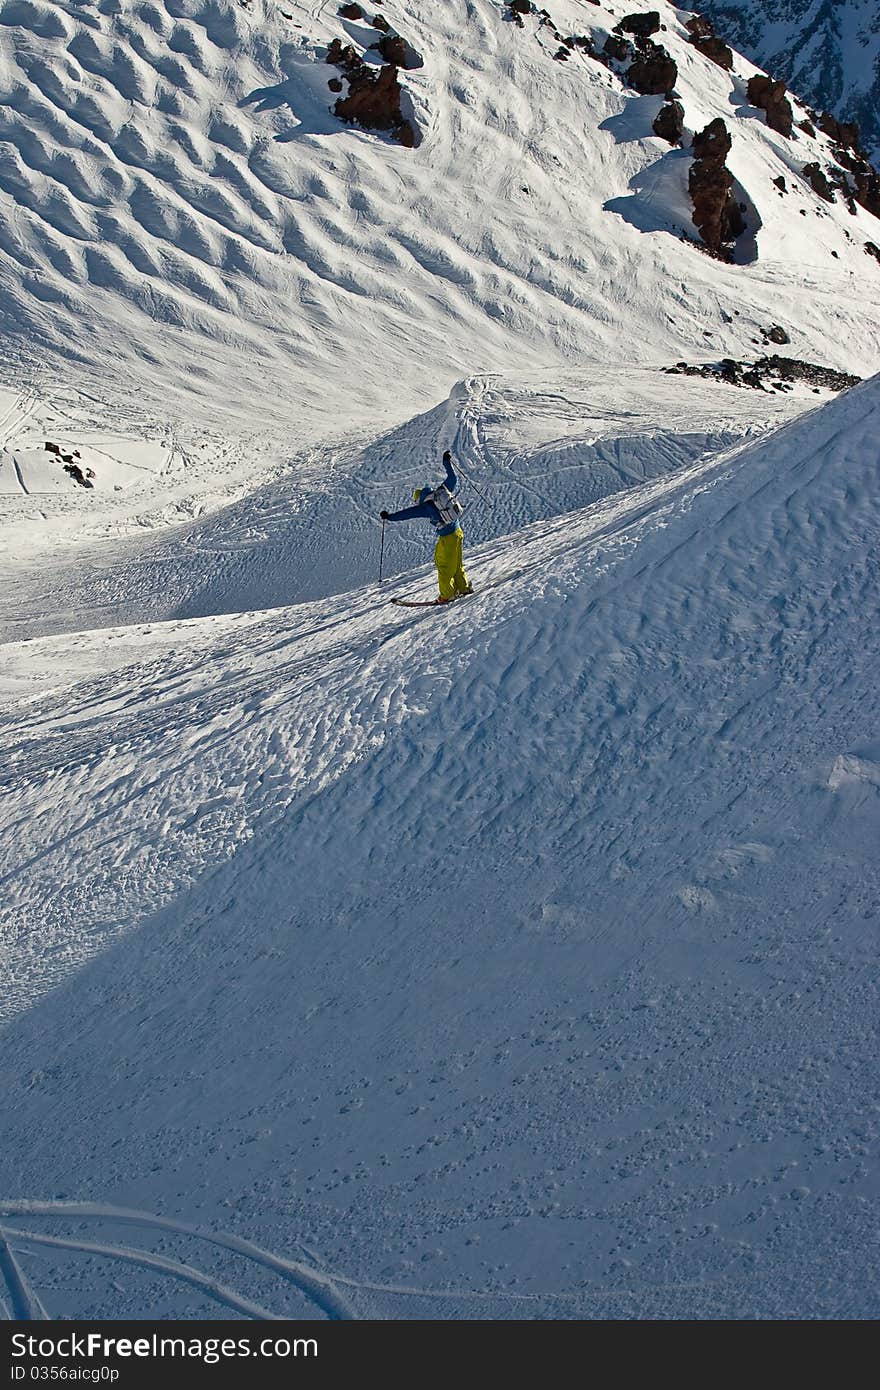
xmin=1 ymin=373 xmax=877 ymax=1319
xmin=1 ymin=0 xmax=879 ymax=506
xmin=0 ymin=365 xmax=816 ymax=642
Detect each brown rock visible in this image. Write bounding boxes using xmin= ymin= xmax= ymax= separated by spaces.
xmin=802 ymin=162 xmax=835 ymax=203
xmin=692 ymin=116 xmax=731 ymax=162
xmin=603 ymin=34 xmax=631 ymax=62
xmin=338 ymin=3 xmax=363 ymax=17
xmin=375 ymin=32 xmax=422 ymax=69
xmin=326 ymin=39 xmax=362 ymax=72
xmin=652 ymin=100 xmax=684 ymax=145
xmin=334 ymin=61 xmax=414 ymax=146
xmin=689 ymin=119 xmax=745 ymax=255
xmin=626 ymin=42 xmax=677 ymax=96
xmin=684 ymin=16 xmax=714 ymax=40
xmin=614 ymin=11 xmax=661 ymax=41
xmin=747 ymin=75 xmax=793 ymax=138
xmin=818 ymin=112 xmax=860 ymax=151
xmin=852 ymin=166 xmax=880 ymax=219
xmin=865 ymin=242 xmax=880 ymax=264
xmin=691 ymin=35 xmax=733 ymax=70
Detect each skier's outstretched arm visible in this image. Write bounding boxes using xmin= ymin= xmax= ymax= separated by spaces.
xmin=381 ymin=504 xmax=427 ymax=522
xmin=442 ymin=450 xmax=459 ymax=491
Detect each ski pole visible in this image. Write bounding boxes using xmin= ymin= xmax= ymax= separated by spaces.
xmin=455 ymin=461 xmax=488 ymax=504
xmin=378 ymin=517 xmax=386 ymax=582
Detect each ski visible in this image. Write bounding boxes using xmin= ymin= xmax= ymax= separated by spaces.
xmin=390 ymin=593 xmax=475 ymax=609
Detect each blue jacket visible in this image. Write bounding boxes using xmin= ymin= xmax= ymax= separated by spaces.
xmin=385 ymin=458 xmax=462 ymax=537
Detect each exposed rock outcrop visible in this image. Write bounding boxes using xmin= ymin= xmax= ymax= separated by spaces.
xmin=684 ymin=16 xmax=714 ymax=41
xmin=816 ymin=120 xmax=880 ymax=220
xmin=614 ymin=11 xmax=661 ymax=42
xmin=851 ymin=166 xmax=880 ymax=219
xmin=326 ymin=38 xmax=361 ymax=72
xmin=664 ymin=357 xmax=859 ymax=392
xmin=763 ymin=324 xmax=790 ymax=345
xmin=747 ymin=75 xmax=793 ymax=138
xmin=333 ymin=63 xmax=414 ymax=145
xmin=684 ymin=15 xmax=732 ymax=69
xmin=652 ymin=100 xmax=684 ymax=145
xmin=327 ymin=33 xmax=417 ymax=147
xmin=691 ymin=35 xmax=733 ymax=70
xmin=626 ymin=41 xmax=677 ymax=97
xmin=689 ymin=118 xmax=746 ymax=257
xmin=818 ymin=111 xmax=861 ymax=152
xmin=866 ymin=242 xmax=880 ymax=265
xmin=373 ymin=32 xmax=423 ymax=70
xmin=801 ymin=162 xmax=835 ymax=203
xmin=603 ymin=34 xmax=631 ymax=63
xmin=692 ymin=117 xmax=731 ymax=163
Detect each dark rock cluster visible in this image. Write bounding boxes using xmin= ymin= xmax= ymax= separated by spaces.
xmin=801 ymin=161 xmax=836 ymax=204
xmin=761 ymin=324 xmax=791 ymax=346
xmin=614 ymin=11 xmax=660 ymax=42
xmin=652 ymin=99 xmax=684 ymax=145
xmin=789 ymin=109 xmax=880 ymax=220
xmin=688 ymin=118 xmax=746 ymax=257
xmin=818 ymin=111 xmax=860 ymax=151
xmin=683 ymin=16 xmax=713 ymax=42
xmin=327 ymin=14 xmax=419 ymax=146
xmin=506 ymin=7 xmax=677 ymax=95
xmin=610 ymin=14 xmax=678 ymax=96
xmin=663 ymin=356 xmax=860 ymax=393
xmin=827 ymin=139 xmax=880 ymax=219
xmin=747 ymin=75 xmax=793 ymax=139
xmin=626 ymin=42 xmax=678 ymax=96
xmin=684 ymin=15 xmax=732 ymax=71
xmin=45 ymin=441 xmax=95 ymax=487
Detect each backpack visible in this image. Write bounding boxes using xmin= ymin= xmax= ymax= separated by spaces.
xmin=425 ymin=483 xmax=463 ymax=528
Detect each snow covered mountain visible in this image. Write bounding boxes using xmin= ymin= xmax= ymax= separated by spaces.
xmin=1 ymin=0 xmax=879 ymax=1322
xmin=0 ymin=0 xmax=878 ymax=569
xmin=697 ymin=0 xmax=880 ymax=161
xmin=1 ymin=1 xmax=879 ymax=459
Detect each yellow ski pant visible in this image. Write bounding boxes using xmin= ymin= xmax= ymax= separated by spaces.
xmin=434 ymin=528 xmax=469 ymax=600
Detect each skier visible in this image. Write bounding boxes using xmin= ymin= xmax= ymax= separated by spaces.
xmin=380 ymin=451 xmax=473 ymax=603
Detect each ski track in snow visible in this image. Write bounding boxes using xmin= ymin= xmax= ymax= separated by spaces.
xmin=0 ymin=365 xmax=811 ymax=647
xmin=0 ymin=1200 xmax=749 ymax=1320
xmin=0 ymin=1229 xmax=48 ymax=1320
xmin=1 ymin=0 xmax=879 ymax=1322
xmin=0 ymin=1200 xmax=353 ymax=1321
xmin=0 ymin=377 xmax=878 ymax=1318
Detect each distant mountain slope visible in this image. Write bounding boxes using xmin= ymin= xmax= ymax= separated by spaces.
xmin=0 ymin=0 xmax=879 ymax=444
xmin=697 ymin=0 xmax=880 ymax=160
